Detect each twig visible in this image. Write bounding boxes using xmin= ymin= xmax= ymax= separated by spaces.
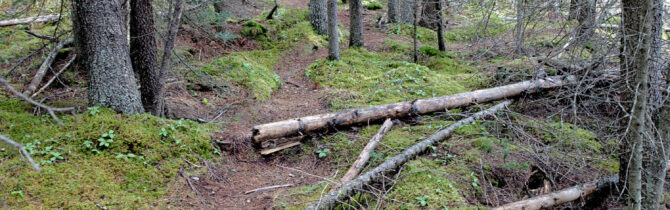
xmin=275 ymin=164 xmax=339 ymax=184
xmin=0 ymin=133 xmax=41 ymax=171
xmin=0 ymin=77 xmax=73 ymax=126
xmin=24 ymin=30 xmax=58 ymax=41
xmin=244 ymin=184 xmax=293 ymax=194
xmin=31 ymin=54 xmax=76 ymax=97
xmin=260 ymin=141 xmax=301 ymax=155
xmin=178 ymin=166 xmax=209 ymax=209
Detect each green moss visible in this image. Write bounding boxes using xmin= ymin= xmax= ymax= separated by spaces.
xmin=540 ymin=122 xmax=602 ymax=152
xmin=365 ymin=2 xmax=383 ymax=10
xmin=258 ymin=8 xmax=324 ymax=50
xmin=420 ymin=46 xmax=440 ymax=56
xmin=307 ymin=48 xmax=477 ymax=109
xmin=240 ymin=20 xmax=268 ymax=39
xmin=0 ymin=98 xmax=216 ymax=208
xmin=387 ymin=158 xmax=466 ymax=208
xmin=199 ymin=49 xmax=282 ymax=100
xmin=382 ymin=38 xmax=411 ymax=52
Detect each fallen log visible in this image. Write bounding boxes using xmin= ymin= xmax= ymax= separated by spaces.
xmin=252 ymin=76 xmax=574 ymax=144
xmin=23 ymin=37 xmax=73 ymax=96
xmin=305 ymin=100 xmax=512 ymax=210
xmin=493 ymin=161 xmax=670 ymax=210
xmin=333 ymin=118 xmax=393 ymax=190
xmin=0 ymin=15 xmax=61 ymax=27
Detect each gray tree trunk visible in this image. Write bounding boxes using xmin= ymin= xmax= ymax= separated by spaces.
xmin=327 ymin=0 xmax=340 ymax=60
xmin=619 ymin=0 xmax=655 ymax=209
xmin=574 ymin=0 xmax=595 ymax=45
xmin=349 ymin=0 xmax=364 ymax=47
xmin=72 ymin=0 xmax=144 ymax=114
xmin=413 ymin=0 xmax=420 ymax=63
xmin=436 ymin=0 xmax=445 ymax=51
xmin=388 ymin=0 xmax=398 ymax=23
xmin=515 ymin=0 xmax=524 ymax=54
xmin=130 ymin=0 xmax=161 ymax=115
xmin=310 ymin=0 xmax=328 ymax=35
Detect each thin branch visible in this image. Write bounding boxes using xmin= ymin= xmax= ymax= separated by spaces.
xmin=0 ymin=77 xmax=73 ymax=126
xmin=0 ymin=133 xmax=41 ymax=171
xmin=244 ymin=184 xmax=293 ymax=194
xmin=24 ymin=30 xmax=58 ymax=42
xmin=31 ymin=54 xmax=76 ymax=97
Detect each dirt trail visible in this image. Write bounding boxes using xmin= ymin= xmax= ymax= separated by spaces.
xmin=182 ymin=1 xmax=394 ymax=208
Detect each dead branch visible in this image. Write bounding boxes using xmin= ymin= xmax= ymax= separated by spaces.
xmin=244 ymin=184 xmax=293 ymax=194
xmin=0 ymin=77 xmax=73 ymax=126
xmin=260 ymin=141 xmax=301 ymax=155
xmin=253 ymin=76 xmax=574 ymax=144
xmin=23 ymin=37 xmax=73 ymax=96
xmin=305 ymin=100 xmax=513 ymax=210
xmin=32 ymin=54 xmax=76 ymax=97
xmin=0 ymin=15 xmax=61 ymax=27
xmin=266 ymin=0 xmax=279 ymax=20
xmin=0 ymin=133 xmax=41 ymax=171
xmin=24 ymin=30 xmax=58 ymax=42
xmin=178 ymin=166 xmax=209 ymax=209
xmin=492 ymin=161 xmax=670 ymax=210
xmin=333 ymin=118 xmax=394 ymax=190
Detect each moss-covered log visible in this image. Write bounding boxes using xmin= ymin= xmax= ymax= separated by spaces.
xmin=252 ymin=76 xmax=574 ymax=144
xmin=305 ymin=100 xmax=512 ymax=210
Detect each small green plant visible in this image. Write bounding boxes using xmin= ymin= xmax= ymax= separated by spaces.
xmin=202 ymin=98 xmax=211 ymax=106
xmin=469 ymin=172 xmax=479 ymax=187
xmin=11 ymin=190 xmax=24 ymax=197
xmin=88 ymin=106 xmax=100 ymax=116
xmin=415 ymin=195 xmax=429 ymax=207
xmin=420 ymin=46 xmax=440 ymax=56
xmin=98 ymin=130 xmax=115 ymax=148
xmin=159 ymin=128 xmax=169 ymax=137
xmin=316 ymin=148 xmax=330 ymax=158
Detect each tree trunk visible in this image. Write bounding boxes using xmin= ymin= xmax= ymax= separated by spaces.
xmin=213 ymin=0 xmax=226 ymax=32
xmin=327 ymin=0 xmax=340 ymax=60
xmin=387 ymin=0 xmax=398 ymax=23
xmin=436 ymin=0 xmax=446 ymax=51
xmin=72 ymin=0 xmax=144 ymax=114
xmin=413 ymin=0 xmax=420 ymax=63
xmin=310 ymin=0 xmax=328 ymax=35
xmin=130 ymin=0 xmax=161 ymax=116
xmin=515 ymin=0 xmax=524 ymax=54
xmin=156 ymin=0 xmax=185 ymax=117
xmin=619 ymin=0 xmax=654 ymax=209
xmin=305 ymin=100 xmax=512 ymax=210
xmin=252 ymin=75 xmax=575 ymax=144
xmin=568 ymin=0 xmax=578 ymax=20
xmin=574 ymin=0 xmax=595 ymax=45
xmin=348 ymin=0 xmax=364 ymax=47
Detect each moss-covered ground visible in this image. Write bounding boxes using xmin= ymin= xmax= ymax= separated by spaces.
xmin=0 ymin=96 xmax=217 ymax=208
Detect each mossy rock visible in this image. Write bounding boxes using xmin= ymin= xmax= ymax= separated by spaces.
xmin=240 ymin=20 xmax=268 ymax=39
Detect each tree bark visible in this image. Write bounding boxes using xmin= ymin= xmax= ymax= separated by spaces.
xmin=387 ymin=0 xmax=398 ymax=23
xmin=348 ymin=0 xmax=364 ymax=47
xmin=413 ymin=0 xmax=420 ymax=63
xmin=310 ymin=0 xmax=328 ymax=35
xmin=130 ymin=0 xmax=161 ymax=116
xmin=22 ymin=38 xmax=73 ymax=96
xmin=252 ymin=75 xmax=575 ymax=144
xmin=155 ymin=0 xmax=185 ymax=117
xmin=334 ymin=119 xmax=393 ymax=190
xmin=0 ymin=15 xmax=60 ymax=27
xmin=436 ymin=0 xmax=446 ymax=51
xmin=574 ymin=0 xmax=595 ymax=45
xmin=72 ymin=0 xmax=144 ymax=114
xmin=327 ymin=0 xmax=340 ymax=60
xmin=515 ymin=0 xmax=524 ymax=54
xmin=305 ymin=100 xmax=512 ymax=210
xmin=619 ymin=0 xmax=655 ymax=209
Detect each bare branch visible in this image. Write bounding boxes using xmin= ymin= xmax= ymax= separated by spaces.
xmin=0 ymin=77 xmax=73 ymax=126
xmin=0 ymin=133 xmax=41 ymax=171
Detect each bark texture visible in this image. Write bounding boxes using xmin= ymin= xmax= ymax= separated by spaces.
xmin=309 ymin=0 xmax=328 ymax=35
xmin=619 ymin=0 xmax=654 ymax=208
xmin=574 ymin=0 xmax=595 ymax=45
xmin=436 ymin=0 xmax=446 ymax=51
xmin=515 ymin=0 xmax=524 ymax=54
xmin=348 ymin=0 xmax=364 ymax=47
xmin=252 ymin=76 xmax=575 ymax=144
xmin=72 ymin=0 xmax=144 ymax=114
xmin=130 ymin=0 xmax=161 ymax=115
xmin=327 ymin=0 xmax=340 ymax=60
xmin=387 ymin=0 xmax=398 ymax=23
xmin=305 ymin=100 xmax=512 ymax=210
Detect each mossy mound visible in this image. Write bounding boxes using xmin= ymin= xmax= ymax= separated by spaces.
xmin=366 ymin=2 xmax=383 ymax=10
xmin=0 ymin=96 xmax=216 ymax=208
xmin=386 ymin=158 xmax=467 ymax=208
xmin=240 ymin=20 xmax=268 ymax=39
xmin=307 ymin=48 xmax=480 ymax=109
xmin=199 ymin=49 xmax=282 ymax=100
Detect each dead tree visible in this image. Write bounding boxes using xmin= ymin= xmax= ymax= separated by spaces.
xmin=305 ymin=100 xmax=512 ymax=209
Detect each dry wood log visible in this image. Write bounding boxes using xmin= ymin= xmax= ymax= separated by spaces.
xmin=493 ymin=161 xmax=670 ymax=210
xmin=253 ymin=76 xmax=574 ymax=144
xmin=23 ymin=37 xmax=73 ymax=96
xmin=305 ymin=100 xmax=512 ymax=210
xmin=32 ymin=54 xmax=76 ymax=97
xmin=333 ymin=118 xmax=393 ymax=190
xmin=0 ymin=15 xmax=61 ymax=27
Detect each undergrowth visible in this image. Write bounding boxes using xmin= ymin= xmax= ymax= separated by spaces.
xmin=0 ymin=96 xmax=216 ymax=208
